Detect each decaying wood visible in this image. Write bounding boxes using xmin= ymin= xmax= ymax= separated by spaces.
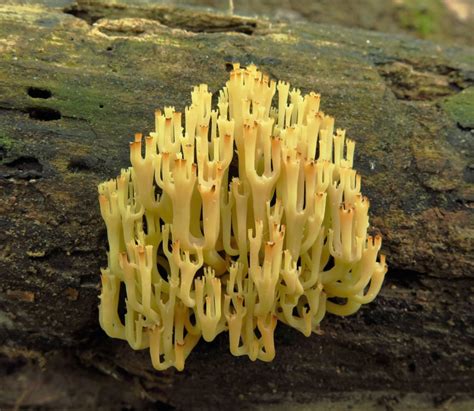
xmin=0 ymin=1 xmax=472 ymax=409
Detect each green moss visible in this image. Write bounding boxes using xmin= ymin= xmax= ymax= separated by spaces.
xmin=0 ymin=133 xmax=14 ymax=150
xmin=0 ymin=133 xmax=16 ymax=162
xmin=397 ymin=0 xmax=442 ymax=38
xmin=442 ymin=87 xmax=474 ymax=129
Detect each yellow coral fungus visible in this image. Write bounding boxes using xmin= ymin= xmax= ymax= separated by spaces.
xmin=98 ymin=64 xmax=387 ymax=370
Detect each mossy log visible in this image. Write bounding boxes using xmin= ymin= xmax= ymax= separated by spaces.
xmin=0 ymin=1 xmax=473 ymax=409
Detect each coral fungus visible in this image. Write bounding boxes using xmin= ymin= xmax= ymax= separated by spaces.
xmin=98 ymin=64 xmax=387 ymax=370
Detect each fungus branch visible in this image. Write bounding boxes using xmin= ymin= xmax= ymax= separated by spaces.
xmin=98 ymin=64 xmax=388 ymax=370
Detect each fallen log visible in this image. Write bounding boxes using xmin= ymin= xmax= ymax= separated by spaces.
xmin=0 ymin=1 xmax=472 ymax=409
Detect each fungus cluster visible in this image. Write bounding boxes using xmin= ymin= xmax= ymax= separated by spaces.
xmin=98 ymin=64 xmax=387 ymax=370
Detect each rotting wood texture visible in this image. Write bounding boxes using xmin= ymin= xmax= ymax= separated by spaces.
xmin=0 ymin=1 xmax=473 ymax=409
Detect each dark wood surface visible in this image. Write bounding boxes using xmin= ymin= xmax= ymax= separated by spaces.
xmin=0 ymin=1 xmax=473 ymax=409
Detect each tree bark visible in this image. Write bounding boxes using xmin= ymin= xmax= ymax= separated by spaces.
xmin=0 ymin=1 xmax=472 ymax=409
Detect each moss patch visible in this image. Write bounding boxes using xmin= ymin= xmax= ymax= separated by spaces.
xmin=396 ymin=0 xmax=443 ymax=38
xmin=0 ymin=133 xmax=16 ymax=162
xmin=442 ymin=87 xmax=474 ymax=130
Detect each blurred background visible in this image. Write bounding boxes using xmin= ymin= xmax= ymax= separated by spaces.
xmin=6 ymin=0 xmax=474 ymax=46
